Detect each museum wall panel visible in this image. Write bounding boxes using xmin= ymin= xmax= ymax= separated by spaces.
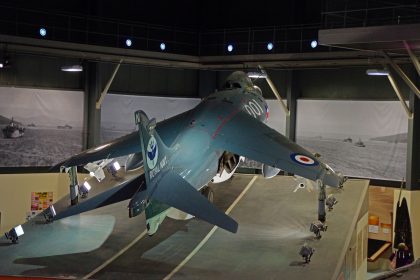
xmin=296 ymin=100 xmax=408 ymax=180
xmin=368 ymin=186 xmax=394 ymax=241
xmin=0 ymin=173 xmax=77 ymax=233
xmin=0 ymin=87 xmax=84 ymax=167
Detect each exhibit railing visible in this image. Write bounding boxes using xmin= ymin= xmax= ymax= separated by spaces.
xmin=0 ymin=4 xmax=419 ymax=56
xmin=322 ymin=2 xmax=420 ymax=28
xmin=0 ymin=5 xmax=326 ymax=56
xmin=0 ymin=5 xmax=199 ymax=55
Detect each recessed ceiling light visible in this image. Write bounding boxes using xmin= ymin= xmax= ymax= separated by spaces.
xmin=39 ymin=28 xmax=47 ymax=37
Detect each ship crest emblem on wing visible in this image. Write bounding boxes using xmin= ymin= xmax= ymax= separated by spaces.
xmin=146 ymin=135 xmax=158 ymax=169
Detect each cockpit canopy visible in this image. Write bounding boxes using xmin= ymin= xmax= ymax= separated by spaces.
xmin=223 ymin=71 xmax=263 ymax=96
xmin=223 ymin=71 xmax=254 ymax=90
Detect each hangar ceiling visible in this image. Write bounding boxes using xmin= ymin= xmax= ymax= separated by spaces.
xmin=0 ymin=0 xmax=418 ymax=70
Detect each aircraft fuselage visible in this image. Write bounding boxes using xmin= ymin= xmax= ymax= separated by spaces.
xmin=154 ymin=86 xmax=268 ymax=190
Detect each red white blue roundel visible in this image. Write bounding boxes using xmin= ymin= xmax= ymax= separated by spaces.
xmin=290 ymin=153 xmax=318 ymax=166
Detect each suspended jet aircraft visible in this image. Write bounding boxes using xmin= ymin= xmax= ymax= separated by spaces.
xmin=53 ymin=71 xmax=343 ymax=235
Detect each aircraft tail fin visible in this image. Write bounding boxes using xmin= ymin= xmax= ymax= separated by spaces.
xmin=134 ymin=110 xmax=238 ymax=233
xmin=135 ymin=110 xmax=171 ymax=185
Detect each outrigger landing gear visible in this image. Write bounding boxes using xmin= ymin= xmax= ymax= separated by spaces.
xmin=317 ymin=179 xmax=326 ymax=223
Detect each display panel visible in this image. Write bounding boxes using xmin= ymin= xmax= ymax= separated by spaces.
xmin=101 ymin=94 xmax=201 ymax=142
xmin=0 ymin=87 xmax=84 ymax=167
xmin=296 ymin=100 xmax=407 ymax=180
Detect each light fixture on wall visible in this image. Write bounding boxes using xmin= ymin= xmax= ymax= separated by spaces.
xmin=366 ymin=69 xmax=390 ymax=76
xmin=61 ymin=65 xmax=83 ymax=72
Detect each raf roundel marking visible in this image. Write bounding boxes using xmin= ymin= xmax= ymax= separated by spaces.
xmin=146 ymin=135 xmax=158 ymax=169
xmin=290 ymin=153 xmax=318 ymax=166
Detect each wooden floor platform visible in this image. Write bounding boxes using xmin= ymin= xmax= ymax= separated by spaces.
xmin=0 ymin=175 xmax=368 ymax=279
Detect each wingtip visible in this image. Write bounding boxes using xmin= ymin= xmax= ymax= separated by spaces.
xmin=230 ymin=222 xmax=239 ymax=233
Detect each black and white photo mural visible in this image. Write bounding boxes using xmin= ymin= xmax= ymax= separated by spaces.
xmin=100 ymin=94 xmax=201 ymax=143
xmin=296 ymin=100 xmax=408 ymax=180
xmin=0 ymin=87 xmax=84 ymax=167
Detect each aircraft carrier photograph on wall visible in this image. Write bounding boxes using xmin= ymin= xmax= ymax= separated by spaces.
xmin=0 ymin=88 xmax=84 ymax=167
xmin=296 ymin=100 xmax=408 ymax=180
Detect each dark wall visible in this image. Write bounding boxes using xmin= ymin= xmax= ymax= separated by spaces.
xmin=104 ymin=64 xmax=199 ymax=97
xmin=0 ymin=54 xmax=82 ymax=90
xmin=297 ymin=67 xmax=412 ymax=100
xmin=204 ymin=67 xmax=410 ymax=101
xmin=0 ymin=55 xmax=199 ymax=97
xmin=0 ymin=53 xmax=415 ymax=101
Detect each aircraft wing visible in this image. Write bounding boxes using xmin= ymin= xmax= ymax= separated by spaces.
xmin=54 ymin=173 xmax=145 ymax=220
xmin=212 ymin=111 xmax=341 ymax=187
xmin=53 ymin=132 xmax=141 ymax=169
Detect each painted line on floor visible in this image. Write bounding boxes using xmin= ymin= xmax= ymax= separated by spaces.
xmin=163 ymin=175 xmax=258 ymax=280
xmin=82 ymin=229 xmax=148 ymax=279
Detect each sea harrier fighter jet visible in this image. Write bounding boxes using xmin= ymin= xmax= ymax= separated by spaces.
xmin=53 ymin=71 xmax=343 ymax=235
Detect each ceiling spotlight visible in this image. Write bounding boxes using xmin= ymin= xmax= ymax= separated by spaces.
xmin=125 ymin=39 xmax=132 ymax=47
xmin=267 ymin=42 xmax=274 ymax=51
xmin=79 ymin=181 xmax=92 ymax=198
xmin=43 ymin=205 xmax=56 ymax=223
xmin=39 ymin=28 xmax=47 ymax=37
xmin=160 ymin=42 xmax=166 ymax=51
xmin=113 ymin=161 xmax=121 ymax=171
xmin=0 ymin=63 xmax=3 ymax=68
xmin=61 ymin=65 xmax=83 ymax=72
xmin=366 ymin=69 xmax=390 ymax=76
xmin=227 ymin=44 xmax=233 ymax=52
xmin=310 ymin=40 xmax=318 ymax=49
xmin=5 ymin=225 xmax=24 ymax=243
